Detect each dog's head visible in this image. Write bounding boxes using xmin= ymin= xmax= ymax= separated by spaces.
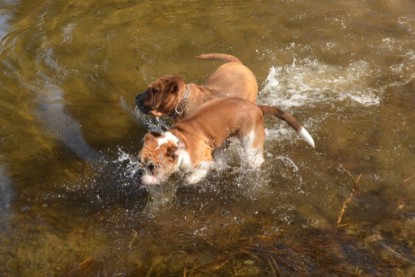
xmin=135 ymin=131 xmax=184 ymax=185
xmin=135 ymin=76 xmax=186 ymax=117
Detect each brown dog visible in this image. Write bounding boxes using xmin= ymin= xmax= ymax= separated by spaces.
xmin=135 ymin=97 xmax=315 ymax=185
xmin=135 ymin=53 xmax=258 ymax=120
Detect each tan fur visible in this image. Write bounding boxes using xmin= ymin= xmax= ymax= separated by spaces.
xmin=137 ymin=132 xmax=179 ymax=184
xmin=136 ymin=98 xmax=314 ymax=185
xmin=169 ymin=98 xmax=264 ymax=164
xmin=135 ymin=53 xmax=258 ymax=120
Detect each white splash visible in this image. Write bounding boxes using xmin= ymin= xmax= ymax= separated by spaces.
xmin=275 ymin=156 xmax=299 ymax=172
xmin=264 ymin=127 xmax=293 ymax=142
xmin=133 ymin=106 xmax=170 ymax=133
xmin=114 ymin=147 xmax=140 ymax=179
xmin=259 ymin=59 xmax=381 ymax=109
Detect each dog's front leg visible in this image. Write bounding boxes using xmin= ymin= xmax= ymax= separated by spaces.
xmin=185 ymin=161 xmax=214 ymax=184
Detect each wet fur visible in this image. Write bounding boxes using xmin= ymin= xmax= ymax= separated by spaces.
xmin=135 ymin=53 xmax=258 ymax=120
xmin=136 ymin=97 xmax=315 ymax=185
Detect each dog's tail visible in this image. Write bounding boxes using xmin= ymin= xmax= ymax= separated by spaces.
xmin=259 ymin=105 xmax=315 ymax=148
xmin=196 ymin=53 xmax=242 ymax=64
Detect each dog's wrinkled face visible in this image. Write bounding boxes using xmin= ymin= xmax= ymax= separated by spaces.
xmin=136 ymin=132 xmax=183 ymax=185
xmin=135 ymin=76 xmax=185 ymax=117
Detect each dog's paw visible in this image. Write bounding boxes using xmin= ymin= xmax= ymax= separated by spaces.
xmin=184 ymin=162 xmax=213 ymax=184
xmin=185 ymin=171 xmax=206 ymax=184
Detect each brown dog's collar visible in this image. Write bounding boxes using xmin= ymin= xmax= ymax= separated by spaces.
xmin=172 ymin=85 xmax=191 ymax=118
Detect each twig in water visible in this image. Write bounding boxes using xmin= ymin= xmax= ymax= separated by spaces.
xmin=128 ymin=230 xmax=138 ymax=249
xmin=403 ymin=174 xmax=415 ymax=184
xmin=267 ymin=255 xmax=280 ymax=277
xmin=337 ymin=165 xmax=362 ymax=225
xmin=378 ymin=241 xmax=415 ymax=265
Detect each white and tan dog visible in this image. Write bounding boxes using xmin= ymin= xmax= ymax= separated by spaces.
xmin=135 ymin=53 xmax=258 ymax=120
xmin=135 ymin=97 xmax=315 ymax=185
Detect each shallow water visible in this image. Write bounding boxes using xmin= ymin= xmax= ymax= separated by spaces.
xmin=1 ymin=0 xmax=415 ymax=275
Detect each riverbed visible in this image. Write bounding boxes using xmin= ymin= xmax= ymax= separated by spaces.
xmin=1 ymin=1 xmax=415 ymax=275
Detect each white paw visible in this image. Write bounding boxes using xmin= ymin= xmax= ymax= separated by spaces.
xmin=184 ymin=162 xmax=213 ymax=184
xmin=185 ymin=172 xmax=206 ymax=184
xmin=241 ymin=148 xmax=264 ymax=169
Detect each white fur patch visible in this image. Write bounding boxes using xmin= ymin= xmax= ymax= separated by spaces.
xmin=298 ymin=127 xmax=315 ymax=148
xmin=241 ymin=129 xmax=255 ymax=148
xmin=185 ymin=161 xmax=214 ymax=184
xmin=239 ymin=130 xmax=264 ymax=168
xmin=156 ymin=131 xmax=179 ymax=149
xmin=141 ymin=174 xmax=160 ymax=185
xmin=177 ymin=150 xmax=192 ymax=170
xmin=244 ymin=148 xmax=264 ymax=168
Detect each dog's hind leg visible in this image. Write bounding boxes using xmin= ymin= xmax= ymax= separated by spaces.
xmin=239 ymin=128 xmax=265 ymax=169
xmin=243 ymin=147 xmax=264 ymax=169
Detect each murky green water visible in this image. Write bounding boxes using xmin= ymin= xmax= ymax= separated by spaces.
xmin=1 ymin=0 xmax=415 ymax=275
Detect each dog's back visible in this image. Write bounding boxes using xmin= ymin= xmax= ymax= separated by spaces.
xmin=176 ymin=97 xmax=315 ymax=148
xmin=197 ymin=53 xmax=258 ymax=103
xmin=173 ymin=97 xmax=262 ymax=148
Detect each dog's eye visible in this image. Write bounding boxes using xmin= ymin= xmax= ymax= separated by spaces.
xmin=151 ymin=88 xmax=159 ymax=94
xmin=147 ymin=163 xmax=155 ymax=171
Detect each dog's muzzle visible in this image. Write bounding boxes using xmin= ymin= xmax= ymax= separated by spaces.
xmin=132 ymin=167 xmax=145 ymax=181
xmin=135 ymin=93 xmax=151 ymax=113
xmin=132 ymin=167 xmax=160 ymax=185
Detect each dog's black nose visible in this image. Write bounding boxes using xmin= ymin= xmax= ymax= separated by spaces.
xmin=135 ymin=94 xmax=143 ymax=106
xmin=132 ymin=168 xmax=145 ymax=180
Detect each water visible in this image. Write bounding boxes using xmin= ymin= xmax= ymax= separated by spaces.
xmin=1 ymin=0 xmax=415 ymax=275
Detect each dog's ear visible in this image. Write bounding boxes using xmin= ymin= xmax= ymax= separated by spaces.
xmin=166 ymin=145 xmax=177 ymax=159
xmin=166 ymin=141 xmax=185 ymax=160
xmin=166 ymin=77 xmax=183 ymax=95
xmin=167 ymin=82 xmax=179 ymax=94
xmin=173 ymin=141 xmax=185 ymax=159
xmin=144 ymin=132 xmax=161 ymax=144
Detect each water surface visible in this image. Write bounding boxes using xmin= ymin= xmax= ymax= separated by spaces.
xmin=1 ymin=0 xmax=415 ymax=276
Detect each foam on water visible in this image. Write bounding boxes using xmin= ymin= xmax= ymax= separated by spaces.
xmin=275 ymin=155 xmax=299 ymax=172
xmin=258 ymin=58 xmax=384 ymax=143
xmin=259 ymin=58 xmax=381 ymax=109
xmin=0 ymin=165 xmax=13 ymax=212
xmin=62 ymin=23 xmax=76 ymax=43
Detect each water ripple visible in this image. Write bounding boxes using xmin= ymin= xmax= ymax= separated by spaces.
xmin=0 ymin=165 xmax=13 ymax=213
